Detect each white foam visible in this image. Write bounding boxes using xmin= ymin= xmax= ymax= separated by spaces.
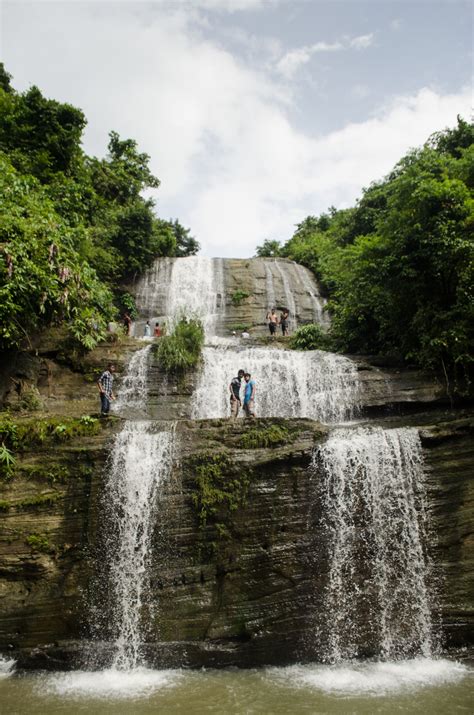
xmin=267 ymin=658 xmax=470 ymax=697
xmin=0 ymin=655 xmax=15 ymax=678
xmin=41 ymin=667 xmax=181 ymax=700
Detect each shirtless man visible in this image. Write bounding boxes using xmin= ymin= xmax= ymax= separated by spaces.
xmin=266 ymin=309 xmax=279 ymax=338
xmin=229 ymin=369 xmax=245 ymax=419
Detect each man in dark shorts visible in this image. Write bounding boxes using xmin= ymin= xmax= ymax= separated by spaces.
xmin=229 ymin=369 xmax=245 ymax=419
xmin=266 ymin=309 xmax=279 ymax=337
xmin=280 ymin=309 xmax=289 ymax=336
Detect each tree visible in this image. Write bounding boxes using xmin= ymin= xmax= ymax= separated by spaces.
xmin=166 ymin=219 xmax=200 ymax=256
xmin=255 ymin=239 xmax=282 ymax=257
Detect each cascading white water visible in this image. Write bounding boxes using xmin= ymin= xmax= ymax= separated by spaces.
xmin=274 ymin=260 xmax=297 ymax=331
xmin=313 ymin=426 xmax=436 ymax=663
xmin=103 ymin=421 xmax=175 ymax=669
xmin=113 ymin=344 xmax=153 ymax=413
xmin=294 ymin=263 xmax=329 ymax=328
xmin=265 ymin=261 xmax=276 ymax=311
xmin=134 ymin=257 xmax=173 ymax=318
xmin=167 ymin=256 xmax=223 ymax=336
xmin=191 ymin=344 xmax=359 ymax=423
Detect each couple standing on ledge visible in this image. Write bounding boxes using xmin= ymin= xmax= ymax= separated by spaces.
xmin=266 ymin=308 xmax=290 ymax=337
xmin=229 ymin=370 xmax=256 ymax=419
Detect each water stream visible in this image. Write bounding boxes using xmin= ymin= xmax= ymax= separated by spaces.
xmin=101 ymin=422 xmax=175 ymax=669
xmin=313 ymin=426 xmax=437 ymax=663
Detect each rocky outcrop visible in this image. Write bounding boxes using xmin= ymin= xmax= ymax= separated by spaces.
xmin=0 ymin=416 xmax=119 ymax=657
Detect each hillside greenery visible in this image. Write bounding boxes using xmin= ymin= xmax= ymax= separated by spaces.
xmin=0 ymin=64 xmax=198 ymax=352
xmin=257 ymin=118 xmax=473 ymax=395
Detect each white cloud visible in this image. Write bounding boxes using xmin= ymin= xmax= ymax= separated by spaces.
xmin=275 ymin=34 xmax=374 ymax=79
xmin=275 ymin=42 xmax=343 ymax=79
xmin=2 ymin=3 xmax=471 ymax=258
xmin=349 ymin=33 xmax=374 ymax=50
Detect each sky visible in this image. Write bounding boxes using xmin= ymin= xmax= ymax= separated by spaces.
xmin=0 ymin=0 xmax=472 ymax=257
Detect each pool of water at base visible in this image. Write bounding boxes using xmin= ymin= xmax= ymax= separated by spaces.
xmin=0 ymin=658 xmax=473 ymax=715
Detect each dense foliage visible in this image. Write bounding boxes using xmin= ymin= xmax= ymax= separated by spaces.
xmin=155 ymin=317 xmax=205 ymax=373
xmin=258 ymin=118 xmax=473 ymax=394
xmin=289 ymin=323 xmax=329 ymax=351
xmin=0 ymin=64 xmax=199 ymax=351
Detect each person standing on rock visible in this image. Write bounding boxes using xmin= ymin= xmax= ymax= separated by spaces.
xmin=280 ymin=309 xmax=289 ymax=336
xmin=266 ymin=309 xmax=279 ymax=338
xmin=243 ymin=372 xmax=256 ymax=418
xmin=97 ymin=363 xmax=116 ymax=416
xmin=229 ymin=369 xmax=245 ymax=419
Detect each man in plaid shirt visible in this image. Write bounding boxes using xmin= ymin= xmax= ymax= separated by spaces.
xmin=97 ymin=363 xmax=116 ymax=416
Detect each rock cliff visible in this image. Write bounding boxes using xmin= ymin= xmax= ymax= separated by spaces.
xmin=1 ymin=412 xmax=472 ymax=669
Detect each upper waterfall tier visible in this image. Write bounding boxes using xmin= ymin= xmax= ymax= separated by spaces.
xmin=134 ymin=256 xmax=328 ymax=336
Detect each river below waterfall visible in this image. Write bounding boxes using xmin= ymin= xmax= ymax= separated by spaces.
xmin=0 ymin=659 xmax=472 ymax=714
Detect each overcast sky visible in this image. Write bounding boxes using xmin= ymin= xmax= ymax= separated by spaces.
xmin=1 ymin=0 xmax=472 ymax=256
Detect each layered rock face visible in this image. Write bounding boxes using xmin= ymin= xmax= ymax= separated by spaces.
xmin=0 ymin=256 xmax=472 ymax=669
xmin=1 ymin=414 xmax=472 ymax=668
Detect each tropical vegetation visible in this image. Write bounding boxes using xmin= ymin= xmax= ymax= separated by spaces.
xmin=0 ymin=64 xmax=198 ymax=353
xmin=257 ymin=118 xmax=473 ymax=395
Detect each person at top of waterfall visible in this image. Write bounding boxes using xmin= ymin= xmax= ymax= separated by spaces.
xmin=154 ymin=322 xmax=162 ymax=337
xmin=229 ymin=369 xmax=245 ymax=419
xmin=97 ymin=363 xmax=116 ymax=416
xmin=280 ymin=309 xmax=289 ymax=336
xmin=243 ymin=372 xmax=256 ymax=418
xmin=266 ymin=308 xmax=279 ymax=337
xmin=144 ymin=320 xmax=151 ymax=337
xmin=123 ymin=312 xmax=132 ymax=336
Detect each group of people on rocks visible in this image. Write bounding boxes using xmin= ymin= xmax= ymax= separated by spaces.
xmin=122 ymin=314 xmax=164 ymax=338
xmin=143 ymin=320 xmax=163 ymax=338
xmin=229 ymin=369 xmax=256 ymax=419
xmin=266 ymin=308 xmax=290 ymax=337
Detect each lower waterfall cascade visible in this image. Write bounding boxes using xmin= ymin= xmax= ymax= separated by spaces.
xmin=98 ymin=421 xmax=175 ymax=669
xmin=313 ymin=426 xmax=438 ymax=663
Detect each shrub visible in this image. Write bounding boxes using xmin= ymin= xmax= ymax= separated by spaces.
xmin=289 ymin=323 xmax=329 ymax=351
xmin=0 ymin=443 xmax=15 ymax=479
xmin=230 ymin=290 xmax=250 ymax=306
xmin=156 ymin=317 xmax=204 ymax=373
xmin=238 ymin=424 xmax=289 ymax=449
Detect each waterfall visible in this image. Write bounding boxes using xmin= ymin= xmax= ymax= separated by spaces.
xmin=294 ymin=263 xmax=329 ymax=328
xmin=265 ymin=261 xmax=276 ymax=310
xmin=274 ymin=261 xmax=297 ymax=331
xmin=191 ymin=344 xmax=359 ymax=423
xmin=113 ymin=344 xmax=153 ymax=413
xmin=313 ymin=426 xmax=436 ymax=663
xmin=102 ymin=422 xmax=175 ymax=669
xmin=134 ymin=257 xmax=173 ymax=318
xmin=167 ymin=256 xmax=223 ymax=336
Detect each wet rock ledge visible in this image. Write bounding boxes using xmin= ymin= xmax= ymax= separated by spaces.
xmin=0 ymin=414 xmax=472 ymax=669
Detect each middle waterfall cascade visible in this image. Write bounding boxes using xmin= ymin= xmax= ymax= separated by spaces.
xmin=113 ymin=344 xmax=153 ymax=413
xmin=102 ymin=422 xmax=175 ymax=669
xmin=191 ymin=345 xmax=360 ymax=423
xmin=313 ymin=426 xmax=436 ymax=663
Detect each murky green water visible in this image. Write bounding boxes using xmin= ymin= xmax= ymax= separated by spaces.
xmin=0 ymin=658 xmax=472 ymax=714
